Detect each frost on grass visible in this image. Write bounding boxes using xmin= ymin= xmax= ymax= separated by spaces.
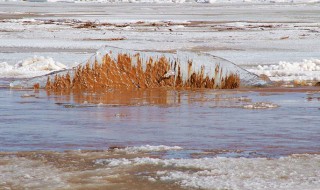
xmin=10 ymin=46 xmax=266 ymax=90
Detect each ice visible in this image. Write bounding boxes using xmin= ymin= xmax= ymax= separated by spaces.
xmin=243 ymin=102 xmax=279 ymax=109
xmin=113 ymin=145 xmax=183 ymax=154
xmin=10 ymin=46 xmax=267 ymax=89
xmin=95 ymin=154 xmax=320 ymax=190
xmin=0 ymin=56 xmax=67 ymax=79
xmin=249 ymin=59 xmax=320 ymax=81
xmin=0 ymin=157 xmax=67 ymax=189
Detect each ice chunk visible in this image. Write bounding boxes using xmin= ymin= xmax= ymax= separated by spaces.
xmin=249 ymin=59 xmax=320 ymax=82
xmin=0 ymin=56 xmax=67 ymax=79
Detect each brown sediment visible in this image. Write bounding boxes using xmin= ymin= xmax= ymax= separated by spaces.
xmin=44 ymin=53 xmax=240 ymax=92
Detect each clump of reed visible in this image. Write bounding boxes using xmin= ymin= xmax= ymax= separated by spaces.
xmin=44 ymin=53 xmax=240 ymax=92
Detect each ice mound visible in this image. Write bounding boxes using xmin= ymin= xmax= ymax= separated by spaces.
xmin=95 ymin=154 xmax=320 ymax=190
xmin=0 ymin=56 xmax=67 ymax=79
xmin=10 ymin=46 xmax=266 ymax=90
xmin=249 ymin=59 xmax=320 ymax=82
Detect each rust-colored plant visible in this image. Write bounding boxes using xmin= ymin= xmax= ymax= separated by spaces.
xmin=45 ymin=53 xmax=240 ymax=92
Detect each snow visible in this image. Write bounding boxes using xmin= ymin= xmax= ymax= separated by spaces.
xmin=0 ymin=56 xmax=67 ymax=78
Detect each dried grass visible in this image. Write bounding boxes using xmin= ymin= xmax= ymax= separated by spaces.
xmin=45 ymin=53 xmax=240 ymax=92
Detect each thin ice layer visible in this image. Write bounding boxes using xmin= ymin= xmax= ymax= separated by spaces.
xmin=10 ymin=46 xmax=266 ymax=89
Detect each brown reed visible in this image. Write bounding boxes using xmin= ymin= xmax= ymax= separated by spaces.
xmin=44 ymin=53 xmax=240 ymax=92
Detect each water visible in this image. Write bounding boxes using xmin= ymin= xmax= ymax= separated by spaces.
xmin=1 ymin=86 xmax=320 ymax=189
xmin=1 ymin=87 xmax=319 ymax=156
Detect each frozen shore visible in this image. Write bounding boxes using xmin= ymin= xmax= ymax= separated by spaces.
xmin=0 ymin=2 xmax=320 ymax=81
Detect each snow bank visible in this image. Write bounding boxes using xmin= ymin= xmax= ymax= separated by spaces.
xmin=95 ymin=154 xmax=320 ymax=190
xmin=0 ymin=56 xmax=67 ymax=79
xmin=249 ymin=59 xmax=320 ymax=81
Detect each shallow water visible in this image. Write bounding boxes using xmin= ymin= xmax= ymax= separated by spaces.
xmin=1 ymin=87 xmax=319 ymax=156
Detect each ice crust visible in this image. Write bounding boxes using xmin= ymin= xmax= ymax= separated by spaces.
xmin=249 ymin=59 xmax=320 ymax=81
xmin=95 ymin=154 xmax=320 ymax=190
xmin=10 ymin=46 xmax=266 ymax=88
xmin=0 ymin=56 xmax=67 ymax=78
